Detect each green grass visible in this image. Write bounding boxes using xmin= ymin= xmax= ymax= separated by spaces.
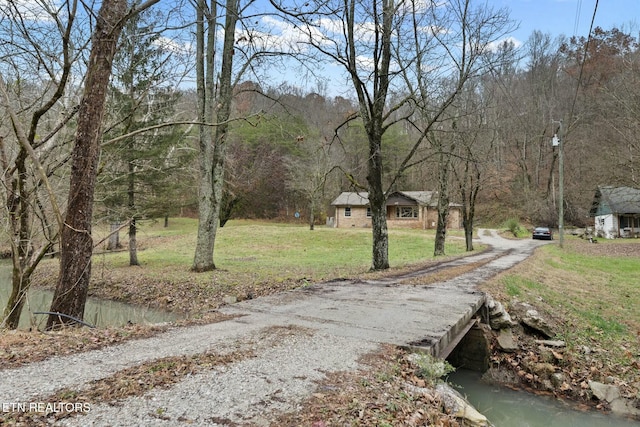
xmin=92 ymin=218 xmax=469 ymax=285
xmin=484 ymin=237 xmax=640 ymax=377
xmin=502 ymin=275 xmax=544 ymax=297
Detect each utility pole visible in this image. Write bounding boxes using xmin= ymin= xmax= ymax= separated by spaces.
xmin=552 ymin=120 xmax=564 ymax=248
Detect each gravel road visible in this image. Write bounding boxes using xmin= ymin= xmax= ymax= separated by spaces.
xmin=1 ymin=229 xmax=549 ymax=426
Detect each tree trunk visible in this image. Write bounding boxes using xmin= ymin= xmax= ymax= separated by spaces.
xmin=368 ymin=135 xmax=389 ymax=270
xmin=47 ymin=0 xmax=128 ymax=329
xmin=434 ymin=150 xmax=451 ymax=257
xmin=434 ymin=205 xmax=449 ymax=256
xmin=309 ymin=199 xmax=315 ymax=230
xmin=462 ymin=209 xmax=473 ymax=252
xmin=2 ymin=150 xmax=30 ymax=329
xmin=192 ymin=0 xmax=216 ymax=271
xmin=128 ymin=155 xmax=138 ymax=266
xmin=3 ymin=273 xmax=29 ymax=330
xmin=107 ymin=222 xmax=121 ymax=250
xmin=129 ymin=218 xmax=139 ymax=266
xmin=192 ymin=0 xmax=237 ymax=272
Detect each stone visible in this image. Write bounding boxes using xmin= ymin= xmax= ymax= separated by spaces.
xmin=521 ymin=309 xmax=555 ymax=338
xmin=484 ymin=296 xmax=515 ymax=329
xmin=435 ymin=383 xmax=492 ymax=427
xmin=589 ymin=381 xmax=620 ymax=402
xmin=490 ymin=311 xmax=514 ymax=329
xmin=496 ymin=328 xmax=518 ymax=353
xmin=222 ymin=295 xmax=237 ymax=304
xmin=550 ymin=372 xmax=565 ymax=388
xmin=531 ymin=362 xmax=556 ymax=378
xmin=489 ymin=300 xmax=505 ymax=318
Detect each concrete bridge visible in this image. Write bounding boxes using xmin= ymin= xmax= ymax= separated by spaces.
xmin=219 ymin=229 xmax=550 ymax=359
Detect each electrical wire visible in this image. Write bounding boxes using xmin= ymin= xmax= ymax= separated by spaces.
xmin=568 ymin=0 xmax=599 ymax=130
xmin=573 ymin=0 xmax=582 ymax=37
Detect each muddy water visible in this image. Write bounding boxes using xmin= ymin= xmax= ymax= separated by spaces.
xmin=0 ymin=262 xmax=179 ymax=329
xmin=448 ymin=369 xmax=639 ymax=426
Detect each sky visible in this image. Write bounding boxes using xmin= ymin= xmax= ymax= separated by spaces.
xmin=262 ymin=0 xmax=640 ymax=96
xmin=502 ymin=0 xmax=640 ymax=46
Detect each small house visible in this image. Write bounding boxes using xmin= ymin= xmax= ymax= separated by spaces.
xmin=589 ymin=186 xmax=640 ymax=238
xmin=330 ymin=191 xmax=461 ymax=230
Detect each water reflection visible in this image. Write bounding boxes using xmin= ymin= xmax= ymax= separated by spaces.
xmin=0 ymin=262 xmax=179 ymax=330
xmin=447 ymin=369 xmax=638 ymax=427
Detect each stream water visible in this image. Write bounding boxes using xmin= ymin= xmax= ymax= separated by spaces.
xmin=0 ymin=262 xmax=179 ymax=329
xmin=448 ymin=369 xmax=639 ymax=426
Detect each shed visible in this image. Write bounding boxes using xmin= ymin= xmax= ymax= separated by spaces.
xmin=589 ymin=186 xmax=640 ymax=238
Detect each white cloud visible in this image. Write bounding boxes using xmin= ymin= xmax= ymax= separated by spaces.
xmin=5 ymin=0 xmax=59 ymax=22
xmin=154 ymin=36 xmax=192 ymax=55
xmin=487 ymin=36 xmax=522 ymax=52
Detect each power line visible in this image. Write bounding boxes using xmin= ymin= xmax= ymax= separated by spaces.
xmin=568 ymin=0 xmax=599 ymax=127
xmin=573 ymin=0 xmax=582 ymax=37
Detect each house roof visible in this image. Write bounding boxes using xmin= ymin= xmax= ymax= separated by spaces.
xmin=589 ymin=186 xmax=640 ymax=217
xmin=331 ymin=191 xmax=438 ymax=206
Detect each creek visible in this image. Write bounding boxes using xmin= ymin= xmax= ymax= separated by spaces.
xmin=0 ymin=262 xmax=179 ymax=329
xmin=447 ymin=369 xmax=639 ymax=426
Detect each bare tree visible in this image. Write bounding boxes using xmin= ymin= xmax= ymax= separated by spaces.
xmin=191 ymin=0 xmax=297 ymax=270
xmin=400 ymin=0 xmax=513 ymax=256
xmin=0 ymin=0 xmax=83 ymax=329
xmin=286 ymin=138 xmax=337 ymax=229
xmin=271 ymin=0 xmax=513 ymax=268
xmin=191 ymin=0 xmax=241 ymax=271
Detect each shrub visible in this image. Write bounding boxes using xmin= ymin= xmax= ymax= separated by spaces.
xmin=505 ymin=218 xmax=527 ymax=238
xmin=411 ymin=353 xmax=455 ymax=385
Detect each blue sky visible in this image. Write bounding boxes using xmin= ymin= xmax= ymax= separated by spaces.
xmin=502 ymin=0 xmax=639 ymax=45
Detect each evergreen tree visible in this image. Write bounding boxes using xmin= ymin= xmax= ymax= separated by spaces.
xmin=100 ymin=9 xmax=191 ymax=265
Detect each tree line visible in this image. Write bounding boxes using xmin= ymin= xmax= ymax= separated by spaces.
xmin=1 ymin=0 xmax=638 ymax=329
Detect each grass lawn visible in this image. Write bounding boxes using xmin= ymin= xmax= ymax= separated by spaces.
xmin=29 ymin=218 xmax=471 ymax=315
xmin=480 ymin=236 xmax=640 ymax=391
xmin=90 ymin=217 xmax=469 ymax=285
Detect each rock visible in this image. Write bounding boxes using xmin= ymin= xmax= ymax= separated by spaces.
xmin=435 ymin=383 xmax=493 ymax=427
xmin=550 ymin=372 xmax=565 ymax=388
xmin=485 ymin=295 xmax=515 ymax=329
xmin=521 ymin=309 xmax=555 ymax=338
xmin=530 ymin=362 xmax=556 ymax=378
xmin=222 ymin=295 xmax=237 ymax=304
xmin=490 ymin=312 xmax=514 ymax=330
xmin=589 ymin=381 xmax=620 ymax=402
xmin=488 ymin=299 xmax=505 ymax=318
xmin=496 ymin=328 xmax=518 ymax=353
xmin=588 ymin=381 xmax=640 ymax=419
xmin=610 ymin=398 xmax=640 ymax=419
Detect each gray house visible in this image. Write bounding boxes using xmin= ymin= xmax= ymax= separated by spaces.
xmin=589 ymin=186 xmax=640 ymax=238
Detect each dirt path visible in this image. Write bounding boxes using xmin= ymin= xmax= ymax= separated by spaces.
xmin=1 ymin=230 xmax=550 ymax=426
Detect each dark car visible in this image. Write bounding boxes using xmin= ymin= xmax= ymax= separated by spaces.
xmin=532 ymin=227 xmax=553 ymax=240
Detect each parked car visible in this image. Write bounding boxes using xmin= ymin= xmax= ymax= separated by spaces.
xmin=532 ymin=227 xmax=554 ymax=240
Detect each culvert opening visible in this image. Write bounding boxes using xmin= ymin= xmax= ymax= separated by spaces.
xmin=445 ymin=322 xmax=492 ymax=373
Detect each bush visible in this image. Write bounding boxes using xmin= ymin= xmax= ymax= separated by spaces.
xmin=505 ymin=218 xmax=528 ymax=238
xmin=411 ymin=353 xmax=455 ymax=385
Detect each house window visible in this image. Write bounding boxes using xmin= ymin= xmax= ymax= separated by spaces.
xmin=344 ymin=207 xmax=351 ymax=217
xmin=366 ymin=207 xmax=372 ymax=217
xmin=396 ymin=206 xmax=418 ymax=218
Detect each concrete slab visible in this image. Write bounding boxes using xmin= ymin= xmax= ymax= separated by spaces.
xmin=219 ymin=229 xmax=551 ymax=357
